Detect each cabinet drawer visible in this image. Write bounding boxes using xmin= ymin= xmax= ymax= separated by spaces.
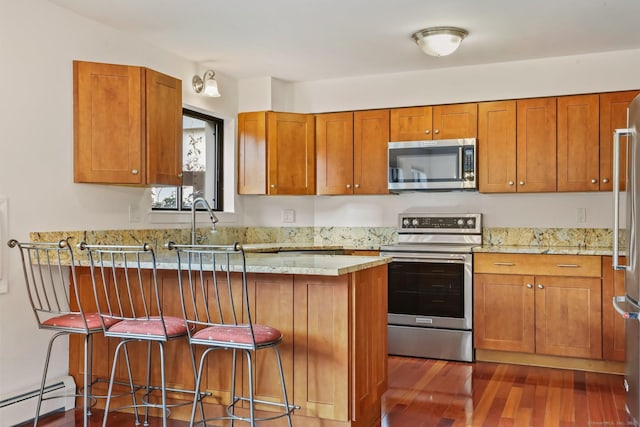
xmin=474 ymin=253 xmax=601 ymax=277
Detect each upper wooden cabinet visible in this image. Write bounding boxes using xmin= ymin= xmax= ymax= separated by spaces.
xmin=478 ymin=100 xmax=517 ymax=193
xmin=73 ymin=61 xmax=182 ymax=185
xmin=516 ymin=97 xmax=557 ymax=192
xmin=557 ymin=94 xmax=600 ymax=192
xmin=237 ymin=111 xmax=315 ymax=195
xmin=316 ymin=110 xmax=390 ymax=195
xmin=389 ymin=103 xmax=477 ymax=141
xmin=600 ymin=90 xmax=639 ymax=191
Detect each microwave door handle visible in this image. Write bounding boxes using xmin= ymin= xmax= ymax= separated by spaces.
xmin=613 ymin=128 xmax=632 ymax=270
xmin=458 ymin=146 xmax=463 ymax=180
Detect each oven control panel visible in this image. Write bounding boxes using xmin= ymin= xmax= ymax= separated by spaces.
xmin=398 ymin=213 xmax=481 ymax=234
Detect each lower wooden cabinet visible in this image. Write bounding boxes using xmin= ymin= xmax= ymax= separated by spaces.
xmin=474 ymin=253 xmax=602 ymax=360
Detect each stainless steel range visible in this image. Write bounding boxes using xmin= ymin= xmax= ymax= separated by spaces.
xmin=380 ymin=213 xmax=482 ymax=362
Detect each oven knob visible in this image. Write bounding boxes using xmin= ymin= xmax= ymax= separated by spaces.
xmin=457 ymin=219 xmax=464 ymax=226
xmin=412 ymin=219 xmax=419 ymax=226
xmin=403 ymin=218 xmax=410 ymax=227
xmin=467 ymin=219 xmax=474 ymax=227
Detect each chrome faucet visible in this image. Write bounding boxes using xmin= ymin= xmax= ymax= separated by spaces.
xmin=191 ymin=197 xmax=219 ymax=244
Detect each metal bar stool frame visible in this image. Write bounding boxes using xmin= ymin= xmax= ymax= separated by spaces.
xmin=7 ymin=238 xmax=103 ymax=427
xmin=79 ymin=242 xmax=203 ymax=427
xmin=167 ymin=241 xmax=298 ymax=427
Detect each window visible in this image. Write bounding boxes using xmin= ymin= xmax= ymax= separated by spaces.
xmin=151 ymin=108 xmax=223 ymax=211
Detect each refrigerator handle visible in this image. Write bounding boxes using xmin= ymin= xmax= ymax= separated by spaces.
xmin=613 ymin=128 xmax=632 ymax=271
xmin=613 ymin=295 xmax=640 ymax=320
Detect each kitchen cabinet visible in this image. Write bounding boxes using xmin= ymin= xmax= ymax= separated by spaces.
xmin=477 ymin=100 xmax=517 ymax=193
xmin=516 ymin=97 xmax=557 ymax=192
xmin=600 ymin=90 xmax=639 ymax=191
xmin=316 ymin=110 xmax=389 ymax=195
xmin=237 ymin=111 xmax=315 ymax=195
xmin=389 ymin=103 xmax=477 ymax=141
xmin=73 ymin=61 xmax=182 ymax=185
xmin=602 ymin=256 xmax=626 ymax=362
xmin=474 ymin=253 xmax=602 ymax=359
xmin=557 ymin=94 xmax=600 ymax=192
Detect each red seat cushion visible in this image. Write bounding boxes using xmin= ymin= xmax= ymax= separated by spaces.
xmin=106 ymin=316 xmax=187 ymax=337
xmin=42 ymin=312 xmax=118 ymax=330
xmin=192 ymin=324 xmax=282 ymax=345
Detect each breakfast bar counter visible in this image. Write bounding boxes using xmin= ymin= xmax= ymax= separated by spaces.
xmin=68 ymin=252 xmax=390 ymax=427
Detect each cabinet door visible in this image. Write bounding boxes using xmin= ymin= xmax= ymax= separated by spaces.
xmin=237 ymin=112 xmax=267 ymax=194
xmin=603 ymin=256 xmax=626 ymax=361
xmin=389 ymin=106 xmax=432 ymax=141
xmin=600 ymin=90 xmax=638 ymax=191
xmin=353 ymin=109 xmax=389 ymax=195
xmin=557 ymin=94 xmax=599 ymax=192
xmin=535 ymin=276 xmax=602 ymax=359
xmin=245 ymin=273 xmax=294 ymax=412
xmin=477 ymin=101 xmax=517 ymax=193
xmin=474 ymin=273 xmax=535 ymax=353
xmin=316 ymin=112 xmax=354 ymax=195
xmin=432 ymin=103 xmax=478 ymax=139
xmin=145 ymin=68 xmax=182 ymax=186
xmin=267 ymin=112 xmax=316 ymax=195
xmin=516 ymin=97 xmax=557 ymax=192
xmin=73 ymin=61 xmax=144 ymax=184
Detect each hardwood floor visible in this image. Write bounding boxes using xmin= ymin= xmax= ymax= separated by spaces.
xmin=31 ymin=356 xmax=634 ymax=427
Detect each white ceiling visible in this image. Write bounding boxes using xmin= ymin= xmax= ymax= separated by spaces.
xmin=49 ymin=0 xmax=640 ymax=82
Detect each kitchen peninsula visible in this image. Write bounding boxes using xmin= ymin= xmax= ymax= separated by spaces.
xmin=65 ymin=246 xmax=390 ymax=427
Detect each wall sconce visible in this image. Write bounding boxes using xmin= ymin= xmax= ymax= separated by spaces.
xmin=412 ymin=27 xmax=468 ymax=57
xmin=192 ymin=70 xmax=221 ymax=97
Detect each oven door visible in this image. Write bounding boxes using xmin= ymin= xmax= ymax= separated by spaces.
xmin=382 ymin=252 xmax=473 ymax=330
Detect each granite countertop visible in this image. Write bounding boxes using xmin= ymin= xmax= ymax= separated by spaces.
xmin=136 ymin=252 xmax=390 ymax=277
xmin=473 ymin=245 xmax=614 ymax=256
xmin=242 ymin=243 xmax=344 ymax=253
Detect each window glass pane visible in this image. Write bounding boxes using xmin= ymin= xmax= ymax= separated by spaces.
xmin=151 ymin=187 xmax=178 ymax=209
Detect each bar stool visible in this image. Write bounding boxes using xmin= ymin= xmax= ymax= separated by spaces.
xmin=167 ymin=242 xmax=298 ymax=426
xmin=7 ymin=238 xmax=110 ymax=427
xmin=78 ymin=242 xmax=201 ymax=427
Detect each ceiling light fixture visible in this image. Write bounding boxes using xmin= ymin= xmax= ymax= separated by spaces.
xmin=412 ymin=27 xmax=468 ymax=57
xmin=192 ymin=70 xmax=221 ymax=97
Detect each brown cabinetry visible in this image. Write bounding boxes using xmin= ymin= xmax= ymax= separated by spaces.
xmin=389 ymin=103 xmax=477 ymax=141
xmin=73 ymin=61 xmax=182 ymax=185
xmin=316 ymin=110 xmax=389 ymax=195
xmin=557 ymin=94 xmax=600 ymax=192
xmin=516 ymin=97 xmax=557 ymax=192
xmin=237 ymin=111 xmax=315 ymax=195
xmin=600 ymin=90 xmax=639 ymax=191
xmin=478 ymin=100 xmax=517 ymax=192
xmin=474 ymin=253 xmax=602 ymax=359
xmin=602 ymin=256 xmax=626 ymax=362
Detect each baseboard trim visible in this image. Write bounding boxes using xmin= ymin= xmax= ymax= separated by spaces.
xmin=475 ymin=349 xmax=625 ymax=374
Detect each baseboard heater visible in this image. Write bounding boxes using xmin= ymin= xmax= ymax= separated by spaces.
xmin=0 ymin=376 xmax=75 ymax=427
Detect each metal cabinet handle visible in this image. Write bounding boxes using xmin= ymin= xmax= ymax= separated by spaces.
xmin=519 ymin=181 xmax=525 ymax=185
xmin=131 ymin=169 xmax=139 ymax=175
xmin=591 ymin=179 xmax=598 ymax=184
xmin=556 ymin=264 xmax=579 ymax=268
xmin=603 ymin=178 xmax=609 ymax=183
xmin=346 ymin=184 xmax=351 ymax=189
xmin=425 ymin=129 xmax=431 ymax=134
xmin=271 ymin=184 xmax=277 ymax=188
xmin=354 ymin=184 xmax=360 ymax=188
xmin=493 ymin=262 xmax=515 ymax=266
xmin=526 ymin=284 xmax=533 ymax=289
xmin=434 ymin=129 xmax=440 ymax=134
xmin=177 ymin=172 xmax=183 ymax=178
xmin=613 ymin=296 xmax=640 ymax=319
xmin=508 ymin=181 xmax=514 ymax=186
xmin=538 ymin=284 xmax=544 ymax=289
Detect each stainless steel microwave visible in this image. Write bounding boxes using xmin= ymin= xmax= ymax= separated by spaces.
xmin=388 ymin=138 xmax=476 ymax=191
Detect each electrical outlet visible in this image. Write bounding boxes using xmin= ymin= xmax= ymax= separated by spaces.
xmin=281 ymin=209 xmax=295 ymax=223
xmin=576 ymin=208 xmax=586 ymax=223
xmin=128 ymin=205 xmax=141 ymax=223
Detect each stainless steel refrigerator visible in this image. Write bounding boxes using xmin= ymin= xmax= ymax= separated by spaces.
xmin=613 ymin=93 xmax=640 ymax=425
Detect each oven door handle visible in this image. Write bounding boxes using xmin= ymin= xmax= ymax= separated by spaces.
xmin=385 ymin=254 xmax=468 ymax=263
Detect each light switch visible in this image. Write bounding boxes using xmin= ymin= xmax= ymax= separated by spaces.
xmin=576 ymin=208 xmax=586 ymax=223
